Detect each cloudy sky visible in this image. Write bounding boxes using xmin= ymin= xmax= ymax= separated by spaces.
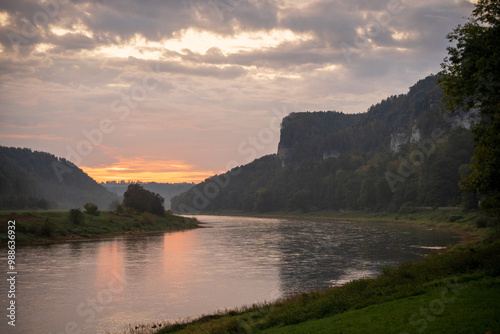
xmin=0 ymin=0 xmax=475 ymax=183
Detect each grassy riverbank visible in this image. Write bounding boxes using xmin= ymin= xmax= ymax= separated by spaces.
xmin=152 ymin=234 xmax=500 ymax=334
xmin=202 ymin=208 xmax=498 ymax=241
xmin=0 ymin=210 xmax=200 ymax=245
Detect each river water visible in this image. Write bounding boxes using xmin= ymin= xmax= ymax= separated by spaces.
xmin=1 ymin=215 xmax=460 ymax=333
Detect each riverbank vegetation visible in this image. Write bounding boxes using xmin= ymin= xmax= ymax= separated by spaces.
xmin=0 ymin=209 xmax=199 ymax=244
xmin=204 ymin=208 xmax=498 ymax=241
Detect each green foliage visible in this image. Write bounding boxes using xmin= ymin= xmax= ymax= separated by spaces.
xmin=0 ymin=210 xmax=199 ymax=243
xmin=439 ymin=0 xmax=500 ymax=220
xmin=398 ymin=202 xmax=416 ymax=215
xmin=476 ymin=217 xmax=488 ymax=228
xmin=448 ymin=215 xmax=464 ymax=223
xmin=172 ymin=128 xmax=474 ymax=214
xmin=83 ymin=202 xmax=99 ymax=216
xmin=40 ymin=219 xmax=53 ymax=237
xmin=115 ymin=204 xmax=125 ymax=215
xmin=69 ymin=208 xmax=84 ymax=225
xmin=0 ymin=196 xmax=51 ymax=210
xmin=123 ymin=183 xmax=165 ymax=216
xmin=0 ymin=146 xmax=118 ymax=209
xmin=142 ymin=212 xmax=156 ymax=225
xmin=279 ymin=76 xmax=445 ymax=165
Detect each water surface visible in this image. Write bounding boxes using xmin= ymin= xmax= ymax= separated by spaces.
xmin=1 ymin=215 xmax=460 ymax=333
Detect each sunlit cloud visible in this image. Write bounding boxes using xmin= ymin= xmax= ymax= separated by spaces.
xmin=164 ymin=28 xmax=314 ymax=55
xmin=0 ymin=11 xmax=10 ymax=26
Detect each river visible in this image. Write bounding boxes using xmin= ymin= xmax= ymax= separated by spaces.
xmin=1 ymin=215 xmax=461 ymax=333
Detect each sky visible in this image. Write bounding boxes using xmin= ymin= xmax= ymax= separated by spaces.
xmin=0 ymin=0 xmax=476 ymax=183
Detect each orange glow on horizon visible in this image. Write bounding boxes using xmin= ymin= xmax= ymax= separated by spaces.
xmin=81 ymin=157 xmax=219 ymax=183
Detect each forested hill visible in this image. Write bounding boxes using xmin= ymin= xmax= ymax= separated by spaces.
xmin=278 ymin=75 xmax=471 ymax=165
xmin=171 ymin=75 xmax=479 ymax=214
xmin=0 ymin=146 xmax=118 ymax=210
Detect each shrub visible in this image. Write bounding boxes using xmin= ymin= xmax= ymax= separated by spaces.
xmin=69 ymin=208 xmax=84 ymax=225
xmin=115 ymin=204 xmax=125 ymax=215
xmin=398 ymin=202 xmax=416 ymax=214
xmin=475 ymin=218 xmax=488 ymax=228
xmin=142 ymin=212 xmax=156 ymax=225
xmin=124 ymin=206 xmax=135 ymax=216
xmin=84 ymin=202 xmax=99 ymax=216
xmin=40 ymin=219 xmax=53 ymax=237
xmin=448 ymin=215 xmax=463 ymax=222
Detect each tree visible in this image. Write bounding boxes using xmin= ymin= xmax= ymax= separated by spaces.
xmin=84 ymin=202 xmax=99 ymax=216
xmin=439 ymin=0 xmax=500 ymax=219
xmin=69 ymin=208 xmax=84 ymax=225
xmin=123 ymin=183 xmax=165 ymax=216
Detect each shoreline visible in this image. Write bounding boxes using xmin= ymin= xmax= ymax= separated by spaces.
xmin=7 ymin=225 xmax=203 ymax=247
xmin=0 ymin=210 xmax=202 ymax=246
xmin=193 ymin=209 xmax=491 ymax=243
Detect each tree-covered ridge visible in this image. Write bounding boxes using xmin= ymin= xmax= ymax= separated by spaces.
xmin=0 ymin=146 xmax=118 ymax=209
xmin=172 ymin=128 xmax=474 ymax=213
xmin=171 ymin=76 xmax=477 ymax=214
xmin=278 ymin=75 xmax=448 ymax=165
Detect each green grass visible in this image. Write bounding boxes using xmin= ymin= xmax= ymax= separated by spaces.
xmin=0 ymin=210 xmax=200 ymax=244
xmin=263 ymin=278 xmax=500 ymax=334
xmin=154 ymin=235 xmax=500 ymax=334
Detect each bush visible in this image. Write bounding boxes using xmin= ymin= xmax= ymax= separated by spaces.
xmin=398 ymin=202 xmax=416 ymax=214
xmin=84 ymin=203 xmax=99 ymax=216
xmin=115 ymin=204 xmax=125 ymax=215
xmin=142 ymin=212 xmax=156 ymax=225
xmin=124 ymin=207 xmax=135 ymax=216
xmin=40 ymin=219 xmax=53 ymax=237
xmin=475 ymin=218 xmax=488 ymax=228
xmin=69 ymin=208 xmax=84 ymax=225
xmin=448 ymin=215 xmax=463 ymax=222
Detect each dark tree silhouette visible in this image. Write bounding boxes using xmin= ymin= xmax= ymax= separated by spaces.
xmin=439 ymin=0 xmax=500 ymax=219
xmin=123 ymin=183 xmax=165 ymax=216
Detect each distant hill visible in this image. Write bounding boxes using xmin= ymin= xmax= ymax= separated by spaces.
xmin=102 ymin=182 xmax=194 ymax=210
xmin=171 ymin=75 xmax=479 ymax=214
xmin=0 ymin=146 xmax=118 ymax=210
